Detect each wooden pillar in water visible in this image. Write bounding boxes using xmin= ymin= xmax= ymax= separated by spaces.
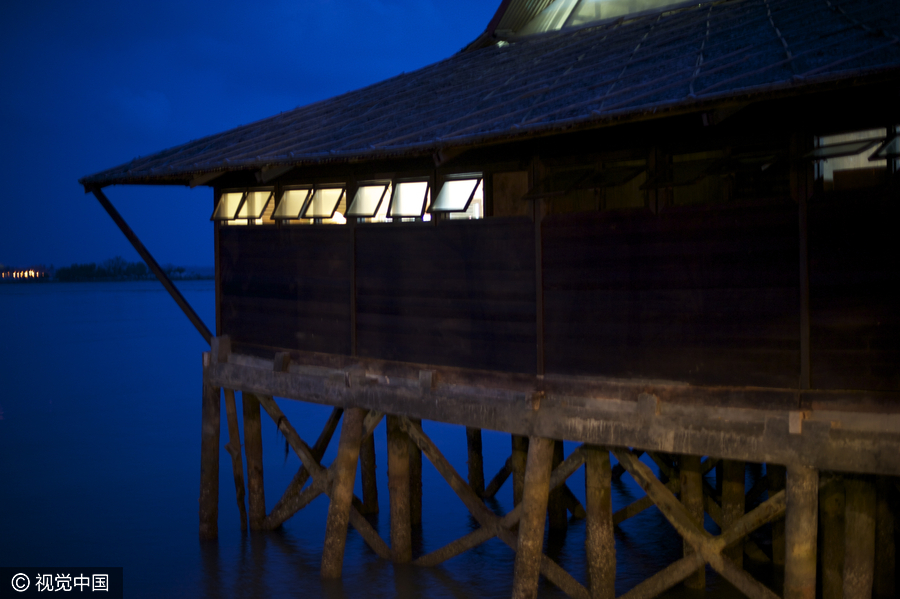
xmin=843 ymin=475 xmax=876 ymax=599
xmin=223 ymin=388 xmax=248 ymax=532
xmin=784 ymin=464 xmax=818 ymax=599
xmin=387 ymin=415 xmax=412 ymax=563
xmin=321 ymin=407 xmax=366 ymax=579
xmin=408 ymin=417 xmax=423 ymax=526
xmin=874 ymin=476 xmax=896 ymax=599
xmin=511 ymin=436 xmax=554 ymax=599
xmin=199 ymin=377 xmax=220 ymax=540
xmin=819 ymin=476 xmax=845 ymax=599
xmin=680 ymin=454 xmax=705 ymax=590
xmin=548 ymin=440 xmax=567 ymax=530
xmin=360 ymin=433 xmax=379 ymax=514
xmin=466 ymin=427 xmax=485 ymax=497
xmin=511 ymin=435 xmax=529 ymax=507
xmin=242 ymin=392 xmax=266 ymax=531
xmin=585 ymin=446 xmax=615 ymax=599
xmin=769 ymin=463 xmax=787 ymax=566
xmin=721 ymin=460 xmax=745 ymax=567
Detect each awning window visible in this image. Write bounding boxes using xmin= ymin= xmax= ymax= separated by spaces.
xmin=347 ymin=183 xmax=390 ymax=218
xmin=388 ymin=181 xmax=430 ymax=218
xmin=432 ymin=176 xmax=482 ymax=213
xmin=273 ymin=188 xmax=311 ymax=220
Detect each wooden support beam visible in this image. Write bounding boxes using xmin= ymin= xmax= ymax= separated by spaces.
xmin=90 ymin=187 xmax=213 ymax=345
xmin=784 ymin=464 xmax=818 ymax=599
xmin=843 ymin=475 xmax=876 ymax=599
xmin=563 ymin=484 xmax=587 ymax=519
xmin=242 ymin=392 xmax=266 ymax=532
xmin=199 ymin=375 xmax=220 ymax=540
xmin=360 ymin=432 xmax=379 ymax=514
xmin=484 ymin=456 xmax=512 ymax=498
xmin=680 ymin=454 xmax=705 ymax=591
xmin=466 ymin=427 xmax=485 ymax=497
xmin=614 ymin=478 xmax=680 ymax=525
xmin=387 ymin=415 xmax=412 ymax=563
xmin=266 ymin=407 xmax=343 ymax=530
xmin=618 ymin=553 xmax=705 ymax=599
xmin=322 ymin=407 xmax=367 ymax=579
xmin=408 ymin=417 xmax=423 ymax=526
xmin=548 ymin=440 xmax=568 ymax=530
xmin=512 ymin=435 xmax=528 ymax=507
xmin=223 ymin=388 xmax=247 ymax=532
xmin=721 ymin=460 xmax=745 ymax=567
xmin=769 ymin=464 xmax=787 ymax=566
xmin=584 ymin=446 xmax=614 ymax=599
xmin=874 ymin=476 xmax=896 ymax=599
xmin=512 ymin=436 xmax=554 ymax=599
xmin=819 ymin=475 xmax=845 ymax=599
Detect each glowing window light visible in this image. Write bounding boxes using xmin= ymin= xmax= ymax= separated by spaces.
xmin=212 ymin=192 xmax=245 ymax=220
xmin=347 ymin=183 xmax=390 ymax=218
xmin=302 ymin=187 xmax=345 ymax=219
xmin=274 ymin=188 xmax=311 ymax=220
xmin=432 ymin=178 xmax=482 ymax=213
xmin=236 ymin=191 xmax=273 ymax=219
xmin=389 ymin=181 xmax=429 ymax=218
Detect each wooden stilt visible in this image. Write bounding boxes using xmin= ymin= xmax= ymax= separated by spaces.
xmin=784 ymin=464 xmax=818 ymax=599
xmin=321 ymin=407 xmax=367 ymax=579
xmin=874 ymin=476 xmax=896 ymax=599
xmin=843 ymin=475 xmax=876 ymax=599
xmin=511 ymin=436 xmax=555 ymax=599
xmin=466 ymin=427 xmax=485 ymax=497
xmin=819 ymin=476 xmax=845 ymax=599
xmin=408 ymin=417 xmax=422 ymax=526
xmin=585 ymin=446 xmax=615 ymax=599
xmin=769 ymin=464 xmax=787 ymax=566
xmin=548 ymin=440 xmax=568 ymax=530
xmin=360 ymin=432 xmax=379 ymax=514
xmin=223 ymin=388 xmax=247 ymax=532
xmin=721 ymin=460 xmax=745 ymax=567
xmin=680 ymin=454 xmax=705 ymax=590
xmin=242 ymin=392 xmax=266 ymax=532
xmin=387 ymin=415 xmax=412 ymax=563
xmin=512 ymin=435 xmax=529 ymax=507
xmin=199 ymin=377 xmax=220 ymax=540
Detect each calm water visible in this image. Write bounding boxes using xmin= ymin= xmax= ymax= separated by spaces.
xmin=0 ymin=281 xmax=772 ymax=597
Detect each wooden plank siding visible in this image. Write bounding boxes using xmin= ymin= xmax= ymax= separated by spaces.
xmin=808 ymin=188 xmax=900 ymax=392
xmin=354 ymin=217 xmax=536 ymax=373
xmin=219 ymin=226 xmax=352 ymax=355
xmin=542 ymin=200 xmax=802 ymax=388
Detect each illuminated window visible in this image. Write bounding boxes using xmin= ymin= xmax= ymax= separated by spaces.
xmin=273 ymin=188 xmax=311 ymax=220
xmin=811 ymin=128 xmax=888 ymax=191
xmin=212 ymin=192 xmax=244 ymax=220
xmin=519 ymin=0 xmax=687 ymax=35
xmin=302 ymin=187 xmax=345 ymax=219
xmin=347 ymin=183 xmax=390 ymax=218
xmin=388 ymin=180 xmax=430 ymax=218
xmin=432 ymin=176 xmax=484 ymax=219
xmin=213 ymin=189 xmax=273 ymax=225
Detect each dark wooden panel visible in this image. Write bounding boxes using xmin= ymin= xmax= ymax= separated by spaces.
xmin=809 ymin=188 xmax=900 ymax=392
xmin=355 ymin=217 xmax=536 ymax=373
xmin=218 ymin=226 xmax=352 ymax=355
xmin=543 ymin=201 xmax=801 ymax=387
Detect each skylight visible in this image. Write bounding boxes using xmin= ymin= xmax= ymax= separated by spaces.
xmin=518 ymin=0 xmax=689 ymax=35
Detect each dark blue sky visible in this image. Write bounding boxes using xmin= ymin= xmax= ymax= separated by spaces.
xmin=0 ymin=0 xmax=496 ymax=269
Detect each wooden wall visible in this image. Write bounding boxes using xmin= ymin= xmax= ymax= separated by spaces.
xmin=219 ymin=226 xmax=352 ymax=355
xmin=355 ymin=217 xmax=536 ymax=373
xmin=542 ymin=201 xmax=801 ymax=388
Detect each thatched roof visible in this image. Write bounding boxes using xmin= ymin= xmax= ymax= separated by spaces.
xmin=80 ymin=0 xmax=900 ymax=188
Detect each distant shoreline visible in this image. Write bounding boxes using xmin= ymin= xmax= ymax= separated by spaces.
xmin=1 ymin=276 xmax=213 ymax=284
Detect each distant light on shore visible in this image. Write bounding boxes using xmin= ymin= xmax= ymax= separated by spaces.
xmin=2 ymin=269 xmax=46 ymax=279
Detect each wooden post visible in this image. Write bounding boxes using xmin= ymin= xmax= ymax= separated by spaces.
xmin=466 ymin=427 xmax=485 ymax=497
xmin=408 ymin=417 xmax=423 ymax=526
xmin=321 ymin=407 xmax=366 ymax=579
xmin=843 ymin=475 xmax=876 ymax=599
xmin=784 ymin=464 xmax=818 ymax=599
xmin=874 ymin=476 xmax=896 ymax=598
xmin=585 ymin=446 xmax=615 ymax=599
xmin=512 ymin=435 xmax=529 ymax=507
xmin=511 ymin=436 xmax=554 ymax=599
xmin=199 ymin=375 xmax=220 ymax=540
xmin=548 ymin=440 xmax=567 ymax=530
xmin=223 ymin=388 xmax=248 ymax=532
xmin=721 ymin=460 xmax=745 ymax=567
xmin=360 ymin=432 xmax=379 ymax=514
xmin=819 ymin=477 xmax=845 ymax=599
xmin=387 ymin=415 xmax=412 ymax=563
xmin=680 ymin=454 xmax=705 ymax=590
xmin=242 ymin=392 xmax=266 ymax=532
xmin=769 ymin=463 xmax=787 ymax=566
